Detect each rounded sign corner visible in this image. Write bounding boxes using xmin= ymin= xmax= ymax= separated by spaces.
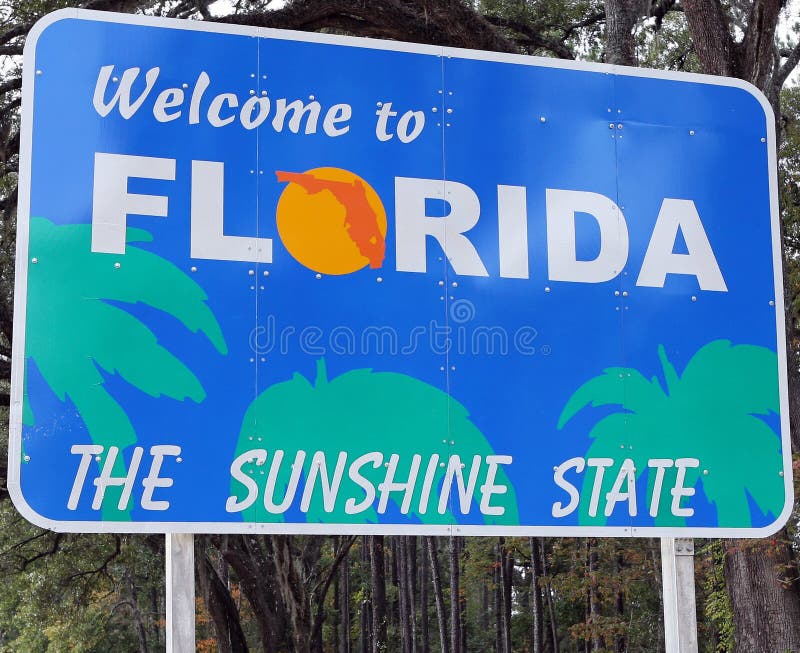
xmin=23 ymin=8 xmax=80 ymax=61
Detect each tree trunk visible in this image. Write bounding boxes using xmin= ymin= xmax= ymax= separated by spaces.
xmin=216 ymin=535 xmax=281 ymax=653
xmin=459 ymin=538 xmax=467 ymax=653
xmin=126 ymin=571 xmax=150 ymax=653
xmin=398 ymin=537 xmax=411 ymax=653
xmin=603 ymin=0 xmax=638 ymax=65
xmin=425 ymin=536 xmax=449 ymax=653
xmin=530 ymin=538 xmax=544 ymax=653
xmin=614 ymin=551 xmax=625 ymax=653
xmin=271 ymin=535 xmax=314 ymax=653
xmin=499 ymin=538 xmax=512 ymax=653
xmin=340 ymin=543 xmax=351 ymax=653
xmin=724 ymin=536 xmax=800 ymax=653
xmin=449 ymin=535 xmax=462 ymax=653
xmin=588 ymin=539 xmax=603 ymax=652
xmin=494 ymin=542 xmax=503 ymax=653
xmin=197 ymin=545 xmax=249 ymax=653
xmin=361 ymin=536 xmax=370 ymax=653
xmin=541 ymin=540 xmax=559 ymax=653
xmin=406 ymin=537 xmax=419 ymax=653
xmin=420 ymin=536 xmax=430 ymax=653
xmin=371 ymin=536 xmax=387 ymax=653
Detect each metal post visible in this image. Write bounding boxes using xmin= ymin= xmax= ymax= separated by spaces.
xmin=661 ymin=537 xmax=698 ymax=653
xmin=166 ymin=533 xmax=195 ymax=653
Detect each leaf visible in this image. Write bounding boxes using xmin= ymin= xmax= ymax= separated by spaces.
xmin=558 ymin=368 xmax=663 ymax=429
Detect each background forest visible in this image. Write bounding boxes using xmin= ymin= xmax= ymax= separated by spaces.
xmin=2 ymin=0 xmax=800 ymax=651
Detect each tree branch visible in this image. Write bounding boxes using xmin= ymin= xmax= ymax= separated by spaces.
xmin=777 ymin=41 xmax=800 ymax=89
xmin=484 ymin=15 xmax=574 ymax=59
xmin=310 ymin=535 xmax=357 ymax=645
xmin=212 ymin=0 xmax=519 ymax=53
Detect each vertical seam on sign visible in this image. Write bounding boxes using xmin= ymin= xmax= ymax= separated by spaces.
xmin=439 ymin=50 xmax=455 ymax=537
xmin=254 ymin=34 xmax=261 ymax=526
xmin=610 ymin=68 xmax=632 ymax=537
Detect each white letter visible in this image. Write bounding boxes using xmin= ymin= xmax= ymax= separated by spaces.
xmin=375 ymin=102 xmax=397 ymax=141
xmin=272 ymin=99 xmax=320 ymax=134
xmin=671 ymin=458 xmax=699 ymax=517
xmin=604 ymin=458 xmax=637 ymax=517
xmin=68 ymin=445 xmax=103 ymax=510
xmin=397 ymin=110 xmax=425 ymax=143
xmin=225 ymin=449 xmax=266 ymax=513
xmin=345 ymin=452 xmax=383 ymax=514
xmin=637 ymin=199 xmax=727 ymax=291
xmin=498 ymin=185 xmax=529 ymax=279
xmin=153 ymin=88 xmax=184 ymax=122
xmin=377 ymin=454 xmax=421 ymax=514
xmin=480 ymin=455 xmax=512 ymax=516
xmin=438 ymin=455 xmax=481 ymax=514
xmin=395 ymin=177 xmax=488 ymax=276
xmin=189 ymin=72 xmax=210 ymax=125
xmin=140 ymin=445 xmax=180 ymax=511
xmin=546 ymin=189 xmax=628 ymax=283
xmin=207 ymin=93 xmax=238 ymax=127
xmin=587 ymin=458 xmax=614 ymax=518
xmin=323 ymin=104 xmax=352 ymax=136
xmin=93 ymin=66 xmax=159 ymax=119
xmin=300 ymin=451 xmax=348 ymax=513
xmin=240 ymin=96 xmax=270 ymax=130
xmin=264 ymin=450 xmax=306 ymax=513
xmin=191 ymin=160 xmax=272 ymax=262
xmin=418 ymin=455 xmax=440 ymax=515
xmin=551 ymin=456 xmax=585 ymax=518
xmin=647 ymin=458 xmax=674 ymax=517
xmin=92 ymin=446 xmax=144 ymax=511
xmin=92 ymin=153 xmax=176 ymax=255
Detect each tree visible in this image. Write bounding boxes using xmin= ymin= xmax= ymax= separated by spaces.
xmin=1 ymin=1 xmax=800 ymax=652
xmin=558 ymin=340 xmax=785 ymax=527
xmin=23 ymin=218 xmax=226 ymax=519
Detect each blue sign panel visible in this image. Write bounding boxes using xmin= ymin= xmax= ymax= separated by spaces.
xmin=10 ymin=10 xmax=791 ymax=535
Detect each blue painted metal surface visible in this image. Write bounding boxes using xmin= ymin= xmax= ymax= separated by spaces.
xmin=9 ymin=10 xmax=790 ymax=535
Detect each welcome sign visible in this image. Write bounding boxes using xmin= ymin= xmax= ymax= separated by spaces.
xmin=10 ymin=10 xmax=791 ymax=535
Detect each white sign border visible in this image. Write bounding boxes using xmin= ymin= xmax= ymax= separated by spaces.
xmin=9 ymin=8 xmax=792 ymax=536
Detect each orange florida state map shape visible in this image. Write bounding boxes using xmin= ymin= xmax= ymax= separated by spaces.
xmin=275 ymin=168 xmax=387 ymax=275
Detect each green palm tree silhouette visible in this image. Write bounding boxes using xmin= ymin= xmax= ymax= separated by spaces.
xmin=24 ymin=217 xmax=227 ymax=520
xmin=230 ymin=359 xmax=519 ymax=526
xmin=557 ymin=340 xmax=784 ymax=528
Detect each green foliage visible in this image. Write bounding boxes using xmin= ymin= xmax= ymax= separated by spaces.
xmin=0 ymin=499 xmax=164 ymax=652
xmin=698 ymin=540 xmax=735 ymax=653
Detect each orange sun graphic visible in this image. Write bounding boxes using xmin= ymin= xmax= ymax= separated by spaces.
xmin=275 ymin=167 xmax=387 ymax=275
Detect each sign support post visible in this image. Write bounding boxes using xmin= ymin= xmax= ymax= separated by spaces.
xmin=166 ymin=533 xmax=195 ymax=653
xmin=661 ymin=537 xmax=698 ymax=653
